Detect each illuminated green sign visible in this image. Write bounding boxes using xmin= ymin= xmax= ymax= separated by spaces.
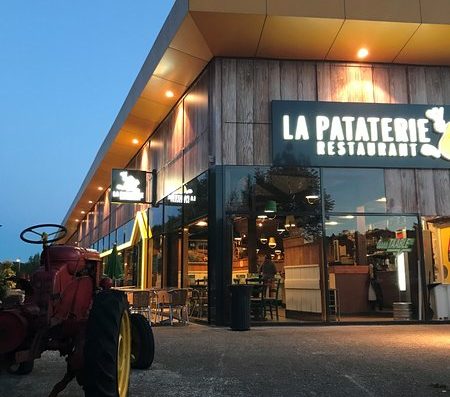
xmin=376 ymin=238 xmax=415 ymax=253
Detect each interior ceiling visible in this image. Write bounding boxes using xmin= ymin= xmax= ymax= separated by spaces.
xmin=62 ymin=0 xmax=450 ymax=242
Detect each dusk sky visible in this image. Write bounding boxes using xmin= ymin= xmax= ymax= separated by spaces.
xmin=0 ymin=1 xmax=175 ymax=262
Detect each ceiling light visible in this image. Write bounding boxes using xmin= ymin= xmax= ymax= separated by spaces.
xmin=98 ymin=186 xmax=104 ymax=191
xmin=257 ymin=214 xmax=268 ymax=220
xmin=196 ymin=220 xmax=208 ymax=227
xmin=325 ymin=221 xmax=339 ymax=226
xmin=357 ymin=48 xmax=369 ymax=59
xmin=376 ymin=197 xmax=387 ymax=202
xmin=268 ymin=237 xmax=277 ymax=249
xmin=75 ymin=219 xmax=79 ymax=222
xmin=165 ymin=90 xmax=174 ymax=98
xmin=81 ymin=210 xmax=86 ymax=214
xmin=88 ymin=200 xmax=93 ymax=204
xmin=132 ymin=138 xmax=139 ymax=145
xmin=339 ymin=215 xmax=355 ymax=219
xmin=305 ymin=195 xmax=320 ymax=204
xmin=264 ymin=200 xmax=277 ymax=213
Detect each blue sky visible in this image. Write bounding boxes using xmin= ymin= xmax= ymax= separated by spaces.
xmin=0 ymin=1 xmax=175 ymax=262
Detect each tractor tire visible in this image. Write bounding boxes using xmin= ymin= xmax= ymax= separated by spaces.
xmin=130 ymin=313 xmax=155 ymax=369
xmin=83 ymin=290 xmax=131 ymax=397
xmin=7 ymin=360 xmax=34 ymax=375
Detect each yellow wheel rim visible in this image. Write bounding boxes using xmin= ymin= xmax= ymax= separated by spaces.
xmin=117 ymin=310 xmax=131 ymax=397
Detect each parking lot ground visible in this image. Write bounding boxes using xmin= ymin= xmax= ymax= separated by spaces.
xmin=1 ymin=324 xmax=450 ymax=396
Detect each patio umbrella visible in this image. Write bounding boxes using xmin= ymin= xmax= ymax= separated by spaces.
xmin=105 ymin=244 xmax=124 ymax=285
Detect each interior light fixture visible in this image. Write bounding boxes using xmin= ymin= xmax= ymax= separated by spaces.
xmin=285 ymin=215 xmax=296 ymax=229
xmin=339 ymin=215 xmax=355 ymax=219
xmin=260 ymin=235 xmax=268 ymax=244
xmin=274 ymin=249 xmax=282 ymax=255
xmin=268 ymin=237 xmax=277 ymax=249
xmin=98 ymin=186 xmax=104 ymax=191
xmin=277 ymin=224 xmax=286 ymax=233
xmin=397 ymin=252 xmax=407 ymax=291
xmin=258 ymin=222 xmax=263 ymax=228
xmin=75 ymin=219 xmax=79 ymax=222
xmin=132 ymin=138 xmax=139 ymax=145
xmin=257 ymin=214 xmax=268 ymax=220
xmin=357 ymin=48 xmax=369 ymax=59
xmin=165 ymin=90 xmax=174 ymax=98
xmin=81 ymin=210 xmax=86 ymax=214
xmin=376 ymin=197 xmax=387 ymax=203
xmin=305 ymin=195 xmax=320 ymax=204
xmin=196 ymin=220 xmax=208 ymax=227
xmin=325 ymin=221 xmax=339 ymax=226
xmin=264 ymin=200 xmax=277 ymax=213
xmin=88 ymin=200 xmax=93 ymax=204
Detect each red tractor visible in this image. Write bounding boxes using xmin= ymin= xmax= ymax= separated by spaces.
xmin=0 ymin=224 xmax=154 ymax=396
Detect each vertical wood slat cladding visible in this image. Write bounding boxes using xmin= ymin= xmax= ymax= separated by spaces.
xmin=236 ymin=60 xmax=254 ymax=164
xmin=222 ymin=58 xmax=237 ymax=164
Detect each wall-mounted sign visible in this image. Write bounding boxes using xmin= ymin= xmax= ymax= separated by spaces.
xmin=111 ymin=169 xmax=147 ymax=203
xmin=376 ymin=238 xmax=415 ymax=253
xmin=272 ymin=101 xmax=450 ymax=168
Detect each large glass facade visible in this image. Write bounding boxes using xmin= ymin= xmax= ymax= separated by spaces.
xmin=225 ymin=166 xmax=324 ymax=323
xmin=225 ymin=166 xmax=423 ymax=324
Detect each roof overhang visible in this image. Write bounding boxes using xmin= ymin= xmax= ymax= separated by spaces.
xmin=61 ymin=0 xmax=450 ymax=242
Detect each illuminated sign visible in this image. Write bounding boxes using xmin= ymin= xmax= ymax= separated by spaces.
xmin=167 ymin=188 xmax=197 ymax=204
xmin=376 ymin=238 xmax=415 ymax=253
xmin=272 ymin=101 xmax=450 ymax=168
xmin=111 ymin=169 xmax=147 ymax=203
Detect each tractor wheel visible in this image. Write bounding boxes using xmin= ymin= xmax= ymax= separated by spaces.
xmin=83 ymin=290 xmax=131 ymax=397
xmin=130 ymin=313 xmax=155 ymax=369
xmin=7 ymin=360 xmax=34 ymax=375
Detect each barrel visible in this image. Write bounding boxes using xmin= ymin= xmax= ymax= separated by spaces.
xmin=393 ymin=302 xmax=412 ymax=321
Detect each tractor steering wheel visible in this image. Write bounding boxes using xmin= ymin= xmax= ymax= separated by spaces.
xmin=20 ymin=224 xmax=67 ymax=245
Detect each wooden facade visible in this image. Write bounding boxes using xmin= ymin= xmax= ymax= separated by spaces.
xmin=78 ymin=68 xmax=210 ymax=248
xmin=210 ymin=58 xmax=450 ymax=216
xmin=77 ymin=57 xmax=450 ymax=251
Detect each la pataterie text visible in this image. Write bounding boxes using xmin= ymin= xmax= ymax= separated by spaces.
xmin=282 ymin=115 xmax=431 ymax=157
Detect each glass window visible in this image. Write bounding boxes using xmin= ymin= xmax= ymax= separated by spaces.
xmin=230 ymin=213 xmax=323 ymax=323
xmin=164 ymin=188 xmax=183 ymax=233
xmin=323 ymin=168 xmax=386 ymax=213
xmin=184 ymin=172 xmax=208 ymax=224
xmin=225 ymin=166 xmax=320 ymax=215
xmin=325 ymin=214 xmax=419 ymax=321
xmin=225 ymin=167 xmax=253 ymax=213
xmin=148 ymin=205 xmax=163 ymax=238
xmin=253 ymin=167 xmax=321 ymax=215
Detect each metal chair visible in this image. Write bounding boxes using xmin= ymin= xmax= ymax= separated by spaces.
xmin=128 ymin=290 xmax=152 ymax=323
xmin=156 ymin=288 xmax=189 ymax=325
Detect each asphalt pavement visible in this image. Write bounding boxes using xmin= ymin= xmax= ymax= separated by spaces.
xmin=1 ymin=324 xmax=450 ymax=396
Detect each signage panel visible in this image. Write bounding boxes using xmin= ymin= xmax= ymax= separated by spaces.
xmin=111 ymin=169 xmax=147 ymax=203
xmin=272 ymin=101 xmax=450 ymax=168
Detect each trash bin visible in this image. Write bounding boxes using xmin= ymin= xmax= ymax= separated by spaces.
xmin=430 ymin=283 xmax=450 ymax=320
xmin=229 ymin=284 xmax=253 ymax=331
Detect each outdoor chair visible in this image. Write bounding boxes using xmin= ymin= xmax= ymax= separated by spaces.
xmin=156 ymin=288 xmax=189 ymax=325
xmin=128 ymin=290 xmax=152 ymax=323
xmin=190 ymin=286 xmax=208 ymax=318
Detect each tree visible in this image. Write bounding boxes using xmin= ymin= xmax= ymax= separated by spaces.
xmin=0 ymin=261 xmax=17 ymax=301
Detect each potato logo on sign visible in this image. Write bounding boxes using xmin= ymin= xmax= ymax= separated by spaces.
xmin=421 ymin=107 xmax=450 ymax=160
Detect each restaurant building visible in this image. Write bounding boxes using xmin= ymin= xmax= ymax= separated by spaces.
xmin=62 ymin=0 xmax=450 ymax=326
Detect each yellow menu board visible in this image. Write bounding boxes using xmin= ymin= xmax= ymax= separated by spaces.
xmin=440 ymin=227 xmax=450 ymax=284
